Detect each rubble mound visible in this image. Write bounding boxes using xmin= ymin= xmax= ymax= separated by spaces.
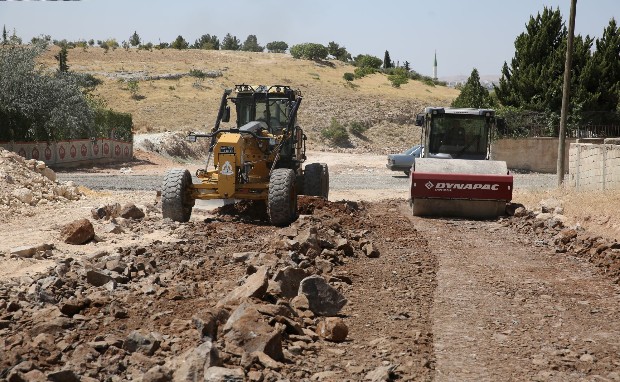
xmin=0 ymin=193 xmax=391 ymax=381
xmin=0 ymin=149 xmax=81 ymax=222
xmin=503 ymin=200 xmax=620 ymax=284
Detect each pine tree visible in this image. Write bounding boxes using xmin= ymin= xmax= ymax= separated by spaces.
xmin=129 ymin=31 xmax=141 ymax=47
xmin=495 ymin=7 xmax=566 ymax=112
xmin=221 ymin=33 xmax=241 ymax=50
xmin=383 ymin=50 xmax=392 ymax=69
xmin=2 ymin=25 xmax=7 ymax=44
xmin=170 ymin=35 xmax=189 ymax=50
xmin=589 ymin=18 xmax=620 ymax=111
xmin=403 ymin=61 xmax=411 ymax=71
xmin=54 ymin=45 xmax=69 ymax=72
xmin=451 ymin=68 xmax=494 ymax=108
xmin=241 ymin=35 xmax=263 ymax=52
xmin=193 ymin=34 xmax=219 ymax=50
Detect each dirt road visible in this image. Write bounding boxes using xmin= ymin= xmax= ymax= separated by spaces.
xmin=1 ymin=151 xmax=619 ymax=381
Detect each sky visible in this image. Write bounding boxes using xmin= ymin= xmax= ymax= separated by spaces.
xmin=0 ymin=0 xmax=618 ymax=78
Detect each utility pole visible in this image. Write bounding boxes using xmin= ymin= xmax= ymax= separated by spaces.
xmin=557 ymin=0 xmax=577 ymax=185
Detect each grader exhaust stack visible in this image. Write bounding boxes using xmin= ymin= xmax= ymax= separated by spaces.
xmin=410 ymin=107 xmax=513 ymax=219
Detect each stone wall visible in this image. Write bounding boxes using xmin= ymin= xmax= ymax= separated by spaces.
xmin=491 ymin=137 xmax=576 ymax=173
xmin=568 ymin=138 xmax=620 ymax=190
xmin=0 ymin=139 xmax=133 ymax=168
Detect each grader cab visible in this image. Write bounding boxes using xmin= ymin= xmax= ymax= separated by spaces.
xmin=162 ymin=84 xmax=329 ymax=226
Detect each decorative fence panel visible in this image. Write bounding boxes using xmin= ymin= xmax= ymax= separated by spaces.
xmin=0 ymin=138 xmax=133 ymax=167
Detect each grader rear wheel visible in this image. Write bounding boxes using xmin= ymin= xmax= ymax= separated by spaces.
xmin=162 ymin=168 xmax=195 ymax=222
xmin=304 ymin=163 xmax=329 ymax=199
xmin=268 ymin=168 xmax=297 ymax=226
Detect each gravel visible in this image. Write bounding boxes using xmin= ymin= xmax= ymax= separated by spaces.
xmin=57 ymin=170 xmax=558 ymax=192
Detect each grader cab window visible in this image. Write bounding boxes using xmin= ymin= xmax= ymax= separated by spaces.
xmin=236 ymin=98 xmax=291 ymax=134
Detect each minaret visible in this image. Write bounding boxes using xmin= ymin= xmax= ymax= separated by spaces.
xmin=433 ymin=51 xmax=438 ymax=80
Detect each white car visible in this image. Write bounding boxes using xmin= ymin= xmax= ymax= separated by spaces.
xmin=386 ymin=145 xmax=423 ymax=175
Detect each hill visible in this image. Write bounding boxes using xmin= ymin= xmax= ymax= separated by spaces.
xmin=39 ymin=46 xmax=459 ymax=153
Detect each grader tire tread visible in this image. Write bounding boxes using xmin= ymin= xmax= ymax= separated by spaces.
xmin=304 ymin=162 xmax=329 ymax=198
xmin=162 ymin=168 xmax=194 ymax=223
xmin=268 ymin=168 xmax=296 ymax=226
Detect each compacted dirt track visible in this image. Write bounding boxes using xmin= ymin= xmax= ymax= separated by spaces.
xmin=407 ymin=207 xmax=620 ymax=382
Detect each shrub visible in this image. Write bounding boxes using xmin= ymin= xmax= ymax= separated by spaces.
xmin=354 ymin=66 xmax=376 ymax=79
xmin=422 ymin=77 xmax=436 ymax=87
xmin=343 ymin=72 xmax=354 ymax=81
xmin=189 ymin=69 xmax=207 ymax=78
xmin=353 ymin=54 xmax=382 ymax=69
xmin=321 ymin=118 xmax=349 ymax=146
xmin=349 ymin=121 xmax=368 ymax=136
xmin=127 ymin=80 xmax=140 ymax=99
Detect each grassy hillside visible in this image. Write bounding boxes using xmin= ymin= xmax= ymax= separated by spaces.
xmin=40 ymin=46 xmax=459 ymax=153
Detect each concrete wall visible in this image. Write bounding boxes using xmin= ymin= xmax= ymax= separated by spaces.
xmin=491 ymin=137 xmax=576 ymax=173
xmin=568 ymin=138 xmax=620 ymax=190
xmin=0 ymin=138 xmax=133 ymax=168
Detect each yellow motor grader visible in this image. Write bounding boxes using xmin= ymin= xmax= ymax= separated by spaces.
xmin=161 ymin=84 xmax=328 ymax=226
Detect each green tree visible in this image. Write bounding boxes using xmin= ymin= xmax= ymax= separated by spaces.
xmin=170 ymin=35 xmax=189 ymax=49
xmin=54 ymin=45 xmax=70 ymax=73
xmin=387 ymin=67 xmax=409 ymax=88
xmin=289 ymin=43 xmax=328 ymax=60
xmin=383 ymin=50 xmax=392 ymax=69
xmin=403 ymin=61 xmax=411 ymax=71
xmin=241 ymin=34 xmax=263 ymax=52
xmin=327 ymin=41 xmax=350 ymax=61
xmin=353 ymin=54 xmax=382 ymax=69
xmin=495 ymin=7 xmax=566 ymax=112
xmin=0 ymin=44 xmax=94 ymax=141
xmin=221 ymin=33 xmax=241 ymax=50
xmin=192 ymin=34 xmax=219 ymax=50
xmin=451 ymin=68 xmax=495 ymax=108
xmin=266 ymin=41 xmax=288 ymax=53
xmin=129 ymin=31 xmax=141 ymax=47
xmin=583 ymin=18 xmax=620 ymax=112
xmin=2 ymin=25 xmax=6 ymax=44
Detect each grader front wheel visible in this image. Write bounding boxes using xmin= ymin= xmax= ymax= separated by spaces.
xmin=162 ymin=168 xmax=195 ymax=222
xmin=268 ymin=168 xmax=297 ymax=226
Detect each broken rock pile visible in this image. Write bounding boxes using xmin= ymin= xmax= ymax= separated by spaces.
xmin=0 ymin=197 xmax=382 ymax=381
xmin=0 ymin=149 xmax=81 ymax=221
xmin=504 ymin=199 xmax=620 ymax=284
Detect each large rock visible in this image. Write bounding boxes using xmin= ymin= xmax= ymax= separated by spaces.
xmin=171 ymin=339 xmax=220 ymax=381
xmin=223 ymin=302 xmax=284 ymax=361
xmin=317 ymin=317 xmax=349 ymax=342
xmin=295 ymin=227 xmax=321 ymax=256
xmin=298 ymin=275 xmax=347 ymax=316
xmin=91 ymin=203 xmax=121 ymax=220
xmin=142 ymin=365 xmax=172 ymax=382
xmin=12 ymin=188 xmax=33 ymax=204
xmin=60 ymin=219 xmax=95 ymax=245
xmin=203 ymin=367 xmax=244 ymax=382
xmin=120 ymin=203 xmax=145 ymax=219
xmin=273 ymin=266 xmax=309 ymax=298
xmin=10 ymin=244 xmax=53 ymax=258
xmin=216 ymin=266 xmax=269 ymax=308
xmin=123 ymin=330 xmax=161 ymax=356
